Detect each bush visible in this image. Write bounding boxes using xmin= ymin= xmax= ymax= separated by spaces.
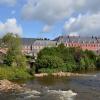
xmin=0 ymin=66 xmax=32 ymax=80
xmin=36 ymin=55 xmax=64 ymax=69
xmin=36 ymin=45 xmax=98 ymax=73
xmin=96 ymin=56 xmax=100 ymax=69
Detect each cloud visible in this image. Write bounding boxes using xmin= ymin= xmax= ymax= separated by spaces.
xmin=21 ymin=0 xmax=100 ymax=33
xmin=22 ymin=0 xmax=100 ymax=23
xmin=63 ymin=13 xmax=100 ymax=36
xmin=0 ymin=18 xmax=23 ymax=37
xmin=0 ymin=0 xmax=17 ymax=6
xmin=21 ymin=0 xmax=73 ymax=24
xmin=42 ymin=25 xmax=52 ymax=33
xmin=73 ymin=0 xmax=100 ymax=13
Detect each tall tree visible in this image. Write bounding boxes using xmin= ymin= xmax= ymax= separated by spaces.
xmin=2 ymin=33 xmax=26 ymax=66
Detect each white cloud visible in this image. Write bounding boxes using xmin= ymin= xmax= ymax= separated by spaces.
xmin=22 ymin=0 xmax=100 ymax=23
xmin=73 ymin=0 xmax=100 ymax=13
xmin=69 ymin=32 xmax=79 ymax=37
xmin=0 ymin=0 xmax=17 ymax=6
xmin=0 ymin=18 xmax=23 ymax=37
xmin=42 ymin=25 xmax=52 ymax=33
xmin=64 ymin=13 xmax=100 ymax=36
xmin=22 ymin=0 xmax=73 ymax=24
xmin=21 ymin=0 xmax=100 ymax=33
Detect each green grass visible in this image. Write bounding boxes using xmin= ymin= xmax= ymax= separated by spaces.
xmin=0 ymin=66 xmax=32 ymax=80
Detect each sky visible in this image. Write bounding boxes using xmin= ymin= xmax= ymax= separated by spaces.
xmin=0 ymin=0 xmax=100 ymax=39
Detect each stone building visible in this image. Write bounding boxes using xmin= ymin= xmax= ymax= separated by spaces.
xmin=54 ymin=35 xmax=100 ymax=54
xmin=21 ymin=38 xmax=36 ymax=56
xmin=1 ymin=35 xmax=100 ymax=58
xmin=21 ymin=38 xmax=57 ymax=58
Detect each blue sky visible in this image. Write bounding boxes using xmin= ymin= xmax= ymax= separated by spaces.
xmin=0 ymin=0 xmax=100 ymax=39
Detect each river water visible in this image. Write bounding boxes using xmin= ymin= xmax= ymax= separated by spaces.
xmin=0 ymin=71 xmax=100 ymax=100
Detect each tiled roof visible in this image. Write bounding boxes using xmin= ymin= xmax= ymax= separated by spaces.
xmin=21 ymin=38 xmax=36 ymax=45
xmin=21 ymin=38 xmax=57 ymax=46
xmin=33 ymin=40 xmax=57 ymax=46
xmin=55 ymin=36 xmax=100 ymax=43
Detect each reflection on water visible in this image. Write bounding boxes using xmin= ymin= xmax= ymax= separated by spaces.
xmin=0 ymin=71 xmax=100 ymax=100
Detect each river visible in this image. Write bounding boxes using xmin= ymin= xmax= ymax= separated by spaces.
xmin=0 ymin=71 xmax=100 ymax=100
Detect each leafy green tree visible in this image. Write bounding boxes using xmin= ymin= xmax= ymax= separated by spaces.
xmin=36 ymin=55 xmax=64 ymax=69
xmin=84 ymin=56 xmax=96 ymax=70
xmin=2 ymin=33 xmax=26 ymax=67
xmin=14 ymin=55 xmax=26 ymax=67
xmin=77 ymin=58 xmax=86 ymax=70
xmin=3 ymin=48 xmax=14 ymax=66
xmin=58 ymin=43 xmax=65 ymax=49
xmin=36 ymin=42 xmax=97 ymax=73
xmin=85 ymin=50 xmax=96 ymax=63
xmin=96 ymin=56 xmax=100 ymax=69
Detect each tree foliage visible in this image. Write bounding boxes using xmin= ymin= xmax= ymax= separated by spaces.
xmin=96 ymin=56 xmax=100 ymax=69
xmin=2 ymin=33 xmax=26 ymax=67
xmin=36 ymin=44 xmax=98 ymax=73
xmin=36 ymin=55 xmax=64 ymax=69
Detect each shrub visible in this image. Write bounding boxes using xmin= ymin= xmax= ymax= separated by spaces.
xmin=96 ymin=56 xmax=100 ymax=69
xmin=36 ymin=55 xmax=64 ymax=69
xmin=0 ymin=66 xmax=32 ymax=80
xmin=36 ymin=45 xmax=98 ymax=73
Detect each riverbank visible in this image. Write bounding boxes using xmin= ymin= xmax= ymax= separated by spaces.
xmin=34 ymin=71 xmax=96 ymax=77
xmin=0 ymin=79 xmax=23 ymax=92
xmin=0 ymin=71 xmax=97 ymax=92
xmin=0 ymin=66 xmax=32 ymax=80
xmin=0 ymin=79 xmax=41 ymax=96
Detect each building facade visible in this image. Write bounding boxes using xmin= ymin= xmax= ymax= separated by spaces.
xmin=1 ymin=36 xmax=100 ymax=57
xmin=55 ymin=35 xmax=100 ymax=54
xmin=21 ymin=38 xmax=57 ymax=57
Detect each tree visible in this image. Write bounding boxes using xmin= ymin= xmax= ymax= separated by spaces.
xmin=85 ymin=50 xmax=96 ymax=63
xmin=2 ymin=33 xmax=26 ymax=67
xmin=2 ymin=33 xmax=21 ymax=50
xmin=14 ymin=55 xmax=26 ymax=67
xmin=36 ymin=43 xmax=97 ymax=72
xmin=58 ymin=43 xmax=65 ymax=49
xmin=3 ymin=48 xmax=14 ymax=66
xmin=36 ymin=55 xmax=64 ymax=69
xmin=96 ymin=56 xmax=100 ymax=69
xmin=85 ymin=56 xmax=96 ymax=70
xmin=77 ymin=58 xmax=86 ymax=71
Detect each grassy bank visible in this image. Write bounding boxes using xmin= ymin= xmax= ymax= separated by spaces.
xmin=0 ymin=66 xmax=32 ymax=80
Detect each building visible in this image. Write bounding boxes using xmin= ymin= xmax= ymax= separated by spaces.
xmin=54 ymin=35 xmax=100 ymax=54
xmin=0 ymin=35 xmax=100 ymax=58
xmin=21 ymin=38 xmax=36 ymax=56
xmin=21 ymin=38 xmax=57 ymax=57
xmin=32 ymin=40 xmax=57 ymax=57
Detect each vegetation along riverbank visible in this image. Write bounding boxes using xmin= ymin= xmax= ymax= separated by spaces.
xmin=0 ymin=33 xmax=100 ymax=80
xmin=36 ymin=43 xmax=100 ymax=73
xmin=0 ymin=33 xmax=32 ymax=80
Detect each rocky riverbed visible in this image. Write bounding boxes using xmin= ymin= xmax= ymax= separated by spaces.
xmin=34 ymin=72 xmax=96 ymax=77
xmin=0 ymin=79 xmax=77 ymax=100
xmin=0 ymin=71 xmax=99 ymax=100
xmin=0 ymin=79 xmax=23 ymax=92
